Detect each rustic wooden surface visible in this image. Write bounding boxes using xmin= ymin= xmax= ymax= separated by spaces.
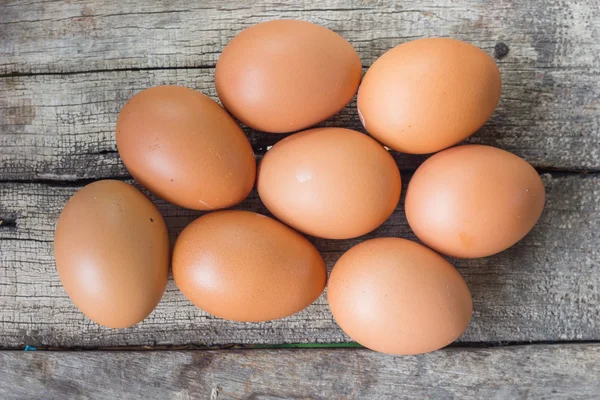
xmin=1 ymin=0 xmax=599 ymax=398
xmin=2 ymin=345 xmax=600 ymax=399
xmin=1 ymin=173 xmax=599 ymax=348
xmin=1 ymin=0 xmax=600 ymax=180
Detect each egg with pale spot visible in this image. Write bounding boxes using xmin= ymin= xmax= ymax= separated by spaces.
xmin=257 ymin=127 xmax=401 ymax=239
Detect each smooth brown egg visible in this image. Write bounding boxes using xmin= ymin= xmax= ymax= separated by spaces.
xmin=215 ymin=20 xmax=362 ymax=133
xmin=257 ymin=127 xmax=401 ymax=239
xmin=54 ymin=180 xmax=170 ymax=328
xmin=116 ymin=85 xmax=256 ymax=210
xmin=172 ymin=210 xmax=326 ymax=322
xmin=328 ymin=238 xmax=472 ymax=355
xmin=405 ymin=145 xmax=546 ymax=258
xmin=357 ymin=38 xmax=501 ymax=154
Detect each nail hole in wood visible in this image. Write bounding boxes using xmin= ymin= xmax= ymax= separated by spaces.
xmin=494 ymin=42 xmax=509 ymax=59
xmin=0 ymin=216 xmax=17 ymax=228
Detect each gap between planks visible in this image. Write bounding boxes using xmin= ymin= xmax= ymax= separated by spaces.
xmin=0 ymin=168 xmax=598 ymax=188
xmin=0 ymin=65 xmax=218 ymax=79
xmin=5 ymin=339 xmax=600 ymax=352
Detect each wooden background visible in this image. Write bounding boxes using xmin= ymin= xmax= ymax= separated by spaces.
xmin=1 ymin=0 xmax=599 ymax=398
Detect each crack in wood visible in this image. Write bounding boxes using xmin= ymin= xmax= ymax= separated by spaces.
xmin=0 ymin=65 xmax=217 ymax=78
xmin=6 ymin=339 xmax=600 ymax=352
xmin=0 ymin=216 xmax=17 ymax=228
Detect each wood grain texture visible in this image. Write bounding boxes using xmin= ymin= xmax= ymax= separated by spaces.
xmin=1 ymin=173 xmax=598 ymax=348
xmin=1 ymin=0 xmax=599 ymax=178
xmin=1 ymin=345 xmax=600 ymax=399
xmin=1 ymin=0 xmax=598 ymax=75
xmin=1 ymin=66 xmax=598 ymax=180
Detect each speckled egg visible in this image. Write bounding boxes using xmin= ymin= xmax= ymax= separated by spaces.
xmin=54 ymin=180 xmax=170 ymax=328
xmin=405 ymin=145 xmax=545 ymax=258
xmin=328 ymin=238 xmax=472 ymax=355
xmin=172 ymin=210 xmax=327 ymax=322
xmin=116 ymin=85 xmax=256 ymax=210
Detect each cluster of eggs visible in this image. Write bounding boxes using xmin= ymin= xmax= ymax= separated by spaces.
xmin=54 ymin=20 xmax=545 ymax=355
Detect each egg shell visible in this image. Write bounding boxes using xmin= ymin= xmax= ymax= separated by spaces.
xmin=405 ymin=144 xmax=546 ymax=258
xmin=357 ymin=38 xmax=501 ymax=154
xmin=54 ymin=180 xmax=170 ymax=329
xmin=172 ymin=210 xmax=327 ymax=322
xmin=116 ymin=85 xmax=256 ymax=210
xmin=327 ymin=238 xmax=472 ymax=355
xmin=257 ymin=127 xmax=401 ymax=239
xmin=215 ymin=20 xmax=362 ymax=133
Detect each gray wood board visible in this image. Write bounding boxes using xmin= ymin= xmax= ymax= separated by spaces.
xmin=1 ymin=345 xmax=600 ymax=399
xmin=1 ymin=0 xmax=598 ymax=75
xmin=0 ymin=173 xmax=598 ymax=349
xmin=1 ymin=66 xmax=598 ymax=181
xmin=1 ymin=0 xmax=599 ymax=177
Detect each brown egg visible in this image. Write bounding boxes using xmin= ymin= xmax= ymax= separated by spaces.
xmin=54 ymin=180 xmax=170 ymax=328
xmin=257 ymin=127 xmax=401 ymax=239
xmin=405 ymin=145 xmax=546 ymax=258
xmin=172 ymin=210 xmax=326 ymax=322
xmin=328 ymin=238 xmax=472 ymax=355
xmin=116 ymin=85 xmax=256 ymax=210
xmin=215 ymin=20 xmax=362 ymax=133
xmin=357 ymin=38 xmax=501 ymax=154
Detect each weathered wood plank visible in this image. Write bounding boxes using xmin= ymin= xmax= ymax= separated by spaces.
xmin=1 ymin=345 xmax=600 ymax=399
xmin=1 ymin=0 xmax=598 ymax=75
xmin=0 ymin=173 xmax=598 ymax=348
xmin=1 ymin=64 xmax=598 ymax=181
xmin=1 ymin=0 xmax=599 ymax=176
